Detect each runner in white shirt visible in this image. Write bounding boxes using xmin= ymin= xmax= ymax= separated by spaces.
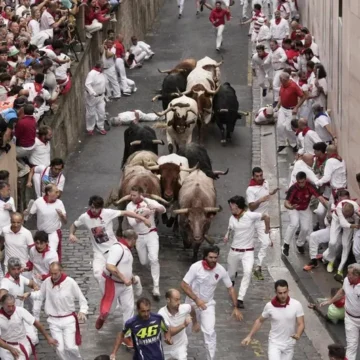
xmin=252 ymin=45 xmax=273 ymax=98
xmin=0 ymin=182 xmax=16 ymax=231
xmin=254 ymin=106 xmax=275 ymax=125
xmin=2 ymin=213 xmax=33 ymax=273
xmin=69 ymin=195 xmax=151 ymax=287
xmin=242 ymin=279 xmax=305 ymax=360
xmin=158 ymin=288 xmax=199 ymax=360
xmin=312 ymin=104 xmax=336 ymax=144
xmin=28 ymin=126 xmax=52 ymax=168
xmin=30 ymin=262 xmax=88 ymax=360
xmin=246 ymin=167 xmax=278 ymax=280
xmin=269 ymin=10 xmax=290 ymax=46
xmin=289 ymin=154 xmax=318 ymax=187
xmin=27 ymin=184 xmax=66 ymax=260
xmin=224 ymin=195 xmax=270 ymax=308
xmin=0 ymin=257 xmax=39 ymax=344
xmin=181 ymin=245 xmax=242 ymax=360
xmin=125 ymin=185 xmax=166 ymax=299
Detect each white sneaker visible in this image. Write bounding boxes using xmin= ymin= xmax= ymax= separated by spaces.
xmin=85 ymin=32 xmax=92 ymax=39
xmin=122 ymin=92 xmax=131 ymax=96
xmin=133 ymin=276 xmax=143 ymax=297
xmin=152 ymin=287 xmax=160 ymax=299
xmin=132 ymin=87 xmax=137 ymax=93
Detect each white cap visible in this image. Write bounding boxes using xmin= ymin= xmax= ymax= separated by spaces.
xmin=265 ymin=106 xmax=274 ymax=115
xmin=257 ymin=17 xmax=265 ymax=24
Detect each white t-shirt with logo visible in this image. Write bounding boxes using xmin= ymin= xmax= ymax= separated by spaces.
xmin=104 ymin=242 xmax=133 ymax=282
xmin=74 ymin=209 xmax=123 ymax=255
xmin=246 ymin=180 xmax=270 ymax=215
xmin=158 ymin=304 xmax=191 ymax=351
xmin=0 ymin=274 xmax=30 ymax=307
xmin=183 ymin=261 xmax=232 ymax=303
xmin=0 ymin=198 xmax=16 ymax=230
xmin=261 ymin=298 xmax=304 ymax=346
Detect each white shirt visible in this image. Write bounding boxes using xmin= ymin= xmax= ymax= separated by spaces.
xmin=2 ymin=225 xmax=33 ymax=267
xmin=31 ymin=276 xmax=88 ymax=316
xmin=16 ymin=5 xmax=28 ymax=16
xmin=102 ymin=51 xmax=116 ymax=69
xmin=55 ymin=54 xmax=71 ymax=81
xmin=271 ymin=46 xmax=287 ymax=70
xmin=29 ymin=137 xmax=51 ymax=166
xmin=296 ymin=131 xmax=304 ymax=152
xmin=183 ymin=261 xmax=232 ymax=303
xmin=316 ymin=157 xmax=347 ymax=189
xmin=74 ymin=209 xmax=123 ymax=255
xmin=251 ymin=53 xmax=272 ymax=70
xmin=335 ymin=200 xmax=359 ymax=229
xmin=29 ymin=245 xmax=58 ymax=285
xmin=343 ymin=277 xmax=360 ymax=317
xmin=314 ymin=113 xmax=332 ymax=143
xmin=269 ymin=18 xmax=290 ymax=40
xmin=262 ymin=298 xmax=304 ymax=346
xmin=310 ymin=42 xmax=319 ymax=57
xmin=85 ymin=69 xmax=106 ymax=97
xmin=278 ymin=1 xmax=291 ymax=19
xmin=312 ymin=78 xmax=328 ymax=109
xmin=289 ymin=160 xmax=318 ymax=187
xmin=158 ymin=304 xmax=191 ymax=351
xmin=28 ymin=19 xmax=40 ymax=37
xmin=34 ymin=165 xmax=65 ymax=196
xmin=228 ymin=212 xmax=262 ymax=249
xmin=257 ymin=25 xmax=271 ymax=46
xmin=0 ymin=198 xmax=15 ymax=230
xmin=0 ymin=275 xmax=30 ymax=307
xmin=40 ymin=10 xmax=55 ymax=31
xmin=23 ymin=82 xmax=51 ymax=102
xmin=30 ymin=197 xmax=66 ymax=234
xmin=301 ymin=129 xmax=322 ymax=155
xmin=104 ymin=242 xmax=133 ymax=282
xmin=254 ymin=107 xmax=271 ymax=124
xmin=246 ymin=180 xmax=270 ymax=215
xmin=0 ymin=306 xmax=35 ymax=342
xmin=126 ymin=199 xmax=165 ymax=234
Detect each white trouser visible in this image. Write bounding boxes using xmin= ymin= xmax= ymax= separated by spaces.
xmin=16 ymin=145 xmax=35 ymax=159
xmin=25 ymin=321 xmax=39 ymax=345
xmin=315 ymin=202 xmax=327 ymax=228
xmin=103 ymin=66 xmax=121 ymax=98
xmin=135 ymin=51 xmax=147 ymax=64
xmin=115 ymin=58 xmax=135 ymax=94
xmin=48 ymin=230 xmax=60 ymax=253
xmin=277 ymin=107 xmax=297 ymax=147
xmin=30 ymin=29 xmax=52 ymax=47
xmin=99 ymin=276 xmax=134 ymax=324
xmin=85 ymin=19 xmax=103 ymax=34
xmin=0 ymin=337 xmax=32 ymax=360
xmin=93 ymin=251 xmax=107 ymax=287
xmin=284 ymin=208 xmax=312 ymax=247
xmin=48 ymin=316 xmax=82 ymax=360
xmin=215 ymin=25 xmax=225 ymax=49
xmin=33 ymin=173 xmax=41 ymax=198
xmin=345 ymin=313 xmax=360 ymax=360
xmin=256 ymin=67 xmax=273 ymax=89
xmin=164 ymin=344 xmax=187 ymax=360
xmin=272 ymin=69 xmax=283 ymax=102
xmin=177 ymin=0 xmax=184 ymax=14
xmin=353 ymin=229 xmax=360 ymax=263
xmin=255 ymin=220 xmax=270 ymax=266
xmin=136 ymin=231 xmax=160 ymax=288
xmin=268 ymin=341 xmax=295 ymax=360
xmin=309 ymin=228 xmax=329 ymax=259
xmin=242 ymin=0 xmax=249 ymax=17
xmin=84 ymin=93 xmax=106 ymax=131
xmin=138 ymin=41 xmax=154 ymax=58
xmin=227 ymin=248 xmax=254 ymax=300
xmin=186 ymin=299 xmax=216 ymax=360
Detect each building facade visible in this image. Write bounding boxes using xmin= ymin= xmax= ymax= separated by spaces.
xmin=298 ymin=0 xmax=360 ymax=195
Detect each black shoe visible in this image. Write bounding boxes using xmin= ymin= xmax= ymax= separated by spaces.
xmin=196 ymin=10 xmax=199 ymax=15
xmin=313 ymin=222 xmax=320 ymax=232
xmin=216 ymin=48 xmax=220 ymax=52
xmin=296 ymin=245 xmax=305 ymax=254
xmin=237 ymin=300 xmax=244 ymax=309
xmin=178 ymin=13 xmax=181 ymax=19
xmin=282 ymin=243 xmax=289 ymax=257
xmin=232 ymin=280 xmax=235 ymax=287
xmin=200 ymin=4 xmax=203 ymax=11
xmin=292 ymin=145 xmax=298 ymax=153
xmin=272 ymin=101 xmax=278 ymax=108
xmin=262 ymin=88 xmax=267 ymax=97
xmin=277 ymin=146 xmax=286 ymax=153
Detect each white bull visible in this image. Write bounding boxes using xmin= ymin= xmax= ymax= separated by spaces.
xmin=157 ymin=154 xmax=190 ymax=185
xmin=196 ymin=56 xmax=223 ymax=87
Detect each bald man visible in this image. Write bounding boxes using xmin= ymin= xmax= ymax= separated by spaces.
xmin=289 ymin=153 xmax=318 ymax=187
xmin=304 ymin=34 xmax=319 ymax=57
xmin=158 ymin=289 xmax=199 ymax=360
xmin=297 ymin=118 xmax=322 ymax=155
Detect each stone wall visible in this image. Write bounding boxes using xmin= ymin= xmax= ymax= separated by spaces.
xmin=45 ymin=0 xmax=164 ymax=159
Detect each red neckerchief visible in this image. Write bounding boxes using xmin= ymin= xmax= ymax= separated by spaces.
xmin=275 ymin=17 xmax=281 ymax=25
xmin=295 ymin=129 xmax=301 ymax=136
xmin=118 ymin=238 xmax=131 ymax=250
xmin=333 ymin=296 xmax=345 ymax=308
xmin=0 ymin=307 xmax=14 ymax=320
xmin=249 ymin=179 xmax=264 ymax=186
xmin=202 ymin=260 xmax=215 ymax=271
xmin=302 ymin=127 xmax=312 ymax=136
xmin=254 ymin=10 xmax=261 ymax=16
xmin=34 ymin=82 xmax=43 ymax=93
xmin=37 ymin=244 xmax=50 ymax=258
xmin=233 ymin=209 xmax=246 ymax=220
xmin=5 ymin=273 xmax=20 ymax=285
xmin=46 ymin=45 xmax=54 ymax=51
xmin=315 ymin=155 xmax=327 ymax=167
xmin=271 ymin=296 xmax=290 ymax=308
xmin=38 ymin=136 xmax=48 ymax=145
xmin=328 ymin=153 xmax=343 ymax=162
xmin=299 ymin=78 xmax=307 ymax=87
xmin=92 ymin=67 xmax=102 ymax=73
xmin=258 ymin=51 xmax=268 ymax=59
xmin=134 ymin=200 xmax=143 ymax=209
xmin=51 ymin=273 xmax=67 ymax=288
xmin=306 ymin=70 xmax=313 ymax=79
xmin=349 ymin=278 xmax=360 ymax=287
xmin=43 ymin=195 xmax=56 ymax=204
xmin=86 ymin=209 xmax=102 ymax=219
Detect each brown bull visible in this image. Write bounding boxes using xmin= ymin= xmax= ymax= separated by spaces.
xmin=158 ymin=58 xmax=197 ymax=76
xmin=173 ymin=170 xmax=222 ymax=261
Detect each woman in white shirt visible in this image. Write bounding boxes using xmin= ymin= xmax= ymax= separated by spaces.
xmin=312 ymin=63 xmax=328 ymax=109
xmin=28 ymin=7 xmax=41 ymax=37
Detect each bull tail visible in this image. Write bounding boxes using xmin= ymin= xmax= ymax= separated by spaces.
xmin=152 ymin=122 xmax=168 ymax=130
xmin=104 ymin=187 xmax=120 ymax=208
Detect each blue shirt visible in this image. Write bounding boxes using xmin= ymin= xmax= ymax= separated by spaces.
xmin=123 ymin=313 xmax=168 ymax=360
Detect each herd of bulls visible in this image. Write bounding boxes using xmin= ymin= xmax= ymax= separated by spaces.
xmin=107 ymin=56 xmax=246 ymax=260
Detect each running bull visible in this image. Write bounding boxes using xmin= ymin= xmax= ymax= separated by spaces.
xmin=196 ymin=56 xmax=223 ymax=87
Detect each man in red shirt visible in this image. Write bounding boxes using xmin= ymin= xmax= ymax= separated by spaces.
xmin=283 ymin=171 xmax=328 ymax=257
xmin=205 ymin=1 xmax=231 ymax=52
xmin=275 ymin=72 xmax=306 ymax=153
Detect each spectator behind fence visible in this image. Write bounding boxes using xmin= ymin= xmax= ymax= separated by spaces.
xmin=85 ymin=0 xmax=110 ymax=39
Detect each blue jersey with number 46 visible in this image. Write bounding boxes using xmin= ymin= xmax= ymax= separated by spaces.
xmin=123 ymin=313 xmax=168 ymax=360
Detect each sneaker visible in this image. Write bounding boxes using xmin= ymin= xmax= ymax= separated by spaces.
xmin=152 ymin=287 xmax=160 ymax=301
xmin=85 ymin=32 xmax=92 ymax=39
xmin=277 ymin=146 xmax=286 ymax=153
xmin=296 ymin=245 xmax=305 ymax=254
xmin=303 ymin=259 xmax=318 ymax=271
xmin=122 ymin=337 xmax=134 ymax=349
xmin=262 ymin=88 xmax=267 ymax=97
xmin=133 ymin=87 xmax=138 ymax=93
xmin=95 ymin=316 xmax=105 ymax=330
xmin=216 ymin=48 xmax=220 ymax=52
xmin=334 ymin=271 xmax=343 ymax=283
xmin=122 ymin=92 xmax=131 ymax=96
xmin=253 ymin=266 xmax=264 ymax=280
xmin=110 ymin=16 xmax=117 ymax=22
xmin=18 ymin=165 xmax=30 ymax=178
xmin=178 ymin=13 xmax=182 ymax=19
xmin=133 ymin=275 xmax=143 ymax=297
xmin=292 ymin=145 xmax=298 ymax=153
xmin=327 ymin=261 xmax=334 ymax=273
xmin=87 ymin=130 xmax=94 ymax=136
xmin=196 ymin=10 xmax=199 ymax=16
xmin=237 ymin=300 xmax=244 ymax=309
xmin=282 ymin=243 xmax=289 ymax=256
xmin=96 ymin=128 xmax=107 ymax=135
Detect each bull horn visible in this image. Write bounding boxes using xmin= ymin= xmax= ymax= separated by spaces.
xmin=130 ymin=140 xmax=142 ymax=146
xmin=157 ymin=68 xmax=171 ymax=74
xmin=180 ymin=162 xmax=199 ymax=173
xmin=148 ymin=194 xmax=170 ymax=205
xmin=181 ymin=89 xmax=193 ymax=96
xmin=152 ymin=139 xmax=165 ymax=145
xmin=170 ymin=92 xmax=181 ymax=97
xmin=205 ymin=86 xmax=221 ymax=95
xmin=203 ymin=109 xmax=212 ymax=114
xmin=185 ymin=118 xmax=196 ymax=125
xmin=153 ymin=106 xmax=175 ymax=117
xmin=213 ymin=168 xmax=229 ymax=176
xmin=219 ymin=109 xmax=229 ymax=113
xmin=173 ymin=208 xmax=189 ymax=215
xmin=115 ymin=194 xmax=131 ymax=205
xmin=152 ymin=94 xmax=161 ymax=102
xmin=185 ymin=109 xmax=198 ymax=117
xmin=215 ymin=59 xmax=224 ymax=67
xmin=143 ymin=163 xmax=160 ymax=171
xmin=204 ymin=234 xmax=215 ymax=244
xmin=204 ymin=206 xmax=223 ymax=213
xmin=238 ymin=110 xmax=249 ymax=116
